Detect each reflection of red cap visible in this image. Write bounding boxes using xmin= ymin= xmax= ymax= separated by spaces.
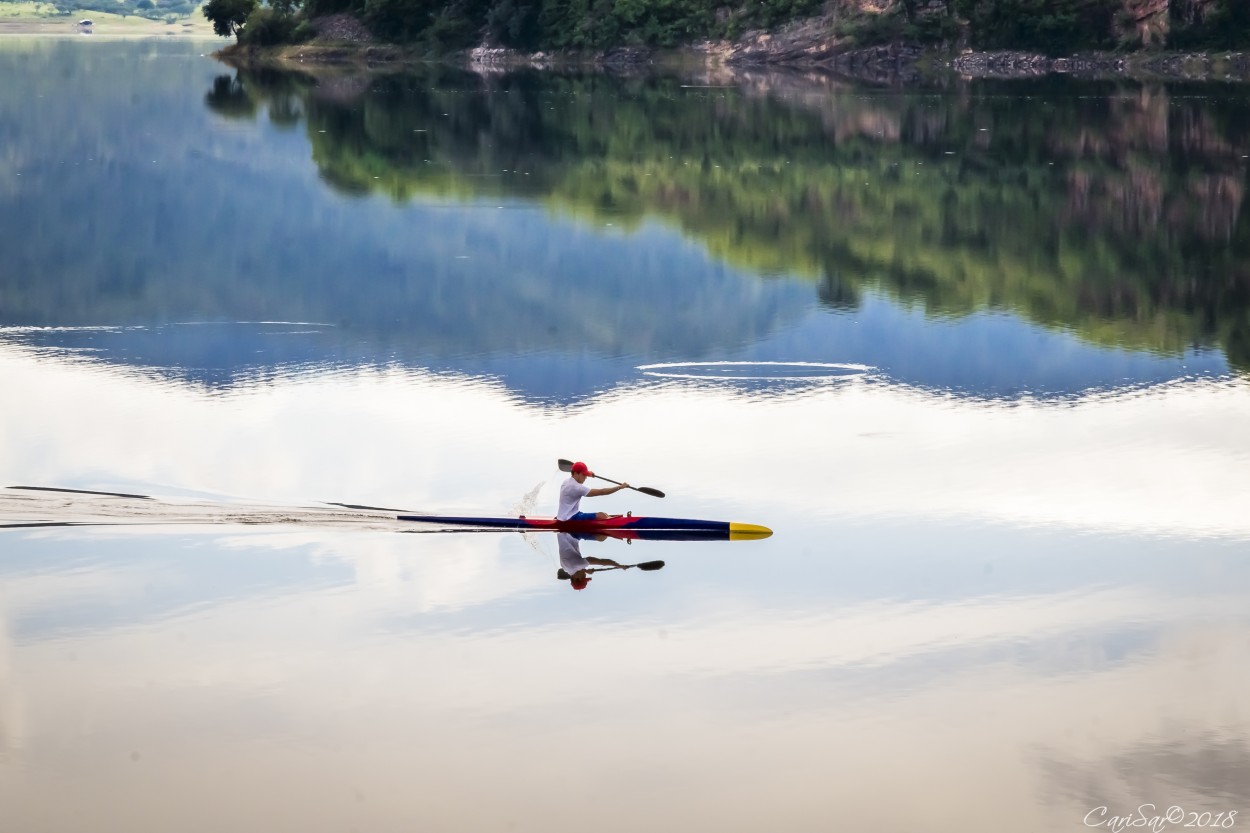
xmin=571 ymin=574 xmax=590 ymax=590
xmin=571 ymin=461 xmax=592 ymax=476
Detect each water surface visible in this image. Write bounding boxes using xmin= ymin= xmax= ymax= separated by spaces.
xmin=1 ymin=37 xmax=1248 ymax=832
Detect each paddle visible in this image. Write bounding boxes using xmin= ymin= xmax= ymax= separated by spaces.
xmin=557 ymin=459 xmax=665 ymax=498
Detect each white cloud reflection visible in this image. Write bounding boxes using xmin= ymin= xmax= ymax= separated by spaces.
xmin=1 ymin=343 xmax=1248 ymax=540
xmin=1 ymin=538 xmax=1247 ymax=832
xmin=0 ymin=616 xmax=25 ymax=755
xmin=217 ymin=529 xmax=553 ymax=613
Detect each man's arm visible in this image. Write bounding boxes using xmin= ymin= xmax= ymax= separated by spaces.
xmin=586 ymin=483 xmax=629 ymax=497
xmin=586 ymin=557 xmax=627 ymax=568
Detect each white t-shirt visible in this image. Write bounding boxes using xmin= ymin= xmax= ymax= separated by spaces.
xmin=557 ymin=477 xmax=591 ymax=520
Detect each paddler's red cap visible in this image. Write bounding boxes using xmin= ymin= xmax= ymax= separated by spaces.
xmin=571 ymin=574 xmax=590 ymax=590
xmin=571 ymin=461 xmax=592 ymax=476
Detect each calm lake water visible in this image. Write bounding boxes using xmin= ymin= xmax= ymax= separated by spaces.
xmin=2 ymin=36 xmax=1249 ymax=832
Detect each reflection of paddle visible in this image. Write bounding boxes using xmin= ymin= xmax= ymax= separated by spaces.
xmin=590 ymin=560 xmax=665 ymax=572
xmin=558 ymin=459 xmax=666 ymax=498
xmin=559 ymin=560 xmax=665 ymax=579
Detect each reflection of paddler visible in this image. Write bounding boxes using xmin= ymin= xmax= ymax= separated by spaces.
xmin=556 ymin=532 xmax=630 ymax=590
xmin=554 ymin=534 xmax=666 ymax=590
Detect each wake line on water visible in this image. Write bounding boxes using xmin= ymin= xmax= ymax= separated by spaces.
xmin=0 ymin=321 xmax=336 ymax=335
xmin=0 ymin=486 xmax=416 ymax=533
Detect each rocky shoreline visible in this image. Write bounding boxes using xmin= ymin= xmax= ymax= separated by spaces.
xmin=460 ymin=42 xmax=1250 ymax=83
xmin=215 ymin=14 xmax=1250 ymax=84
xmin=949 ymin=49 xmax=1250 ymax=80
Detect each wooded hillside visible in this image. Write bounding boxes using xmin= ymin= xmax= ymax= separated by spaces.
xmin=206 ymin=0 xmax=1250 ymax=55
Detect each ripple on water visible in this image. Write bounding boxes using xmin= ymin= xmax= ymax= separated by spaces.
xmin=635 ymin=361 xmax=874 ymax=382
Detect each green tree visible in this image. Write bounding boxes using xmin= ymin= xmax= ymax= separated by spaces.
xmin=203 ymin=0 xmax=257 ymax=40
xmin=953 ymin=0 xmax=1118 ymax=53
xmin=1170 ymin=0 xmax=1250 ymax=49
xmin=363 ymin=0 xmax=441 ymax=42
xmin=240 ymin=6 xmax=297 ymax=44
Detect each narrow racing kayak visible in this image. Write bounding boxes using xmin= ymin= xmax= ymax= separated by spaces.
xmin=396 ymin=513 xmax=772 ymax=540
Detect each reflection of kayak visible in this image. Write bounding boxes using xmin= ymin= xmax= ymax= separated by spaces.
xmin=396 ymin=514 xmax=772 ymax=540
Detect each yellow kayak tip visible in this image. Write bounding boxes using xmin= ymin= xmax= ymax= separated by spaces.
xmin=728 ymin=522 xmax=773 ymax=540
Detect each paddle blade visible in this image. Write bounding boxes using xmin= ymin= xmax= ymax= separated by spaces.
xmin=560 ymin=459 xmax=666 ymax=497
xmin=636 ymin=561 xmax=665 ymax=571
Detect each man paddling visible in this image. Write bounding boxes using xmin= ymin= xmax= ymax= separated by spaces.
xmin=557 ymin=461 xmax=629 ymax=522
xmin=556 ymin=532 xmax=631 ymax=591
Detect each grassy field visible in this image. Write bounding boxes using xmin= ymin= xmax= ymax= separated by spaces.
xmin=0 ymin=0 xmax=219 ymax=36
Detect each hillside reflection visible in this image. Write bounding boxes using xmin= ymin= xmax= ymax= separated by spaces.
xmin=208 ymin=66 xmax=1250 ymax=374
xmin=1 ymin=41 xmax=1245 ymax=404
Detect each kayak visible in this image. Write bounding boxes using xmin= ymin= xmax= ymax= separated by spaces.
xmin=396 ymin=514 xmax=772 ymax=540
xmin=397 ymin=515 xmax=771 ymax=540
